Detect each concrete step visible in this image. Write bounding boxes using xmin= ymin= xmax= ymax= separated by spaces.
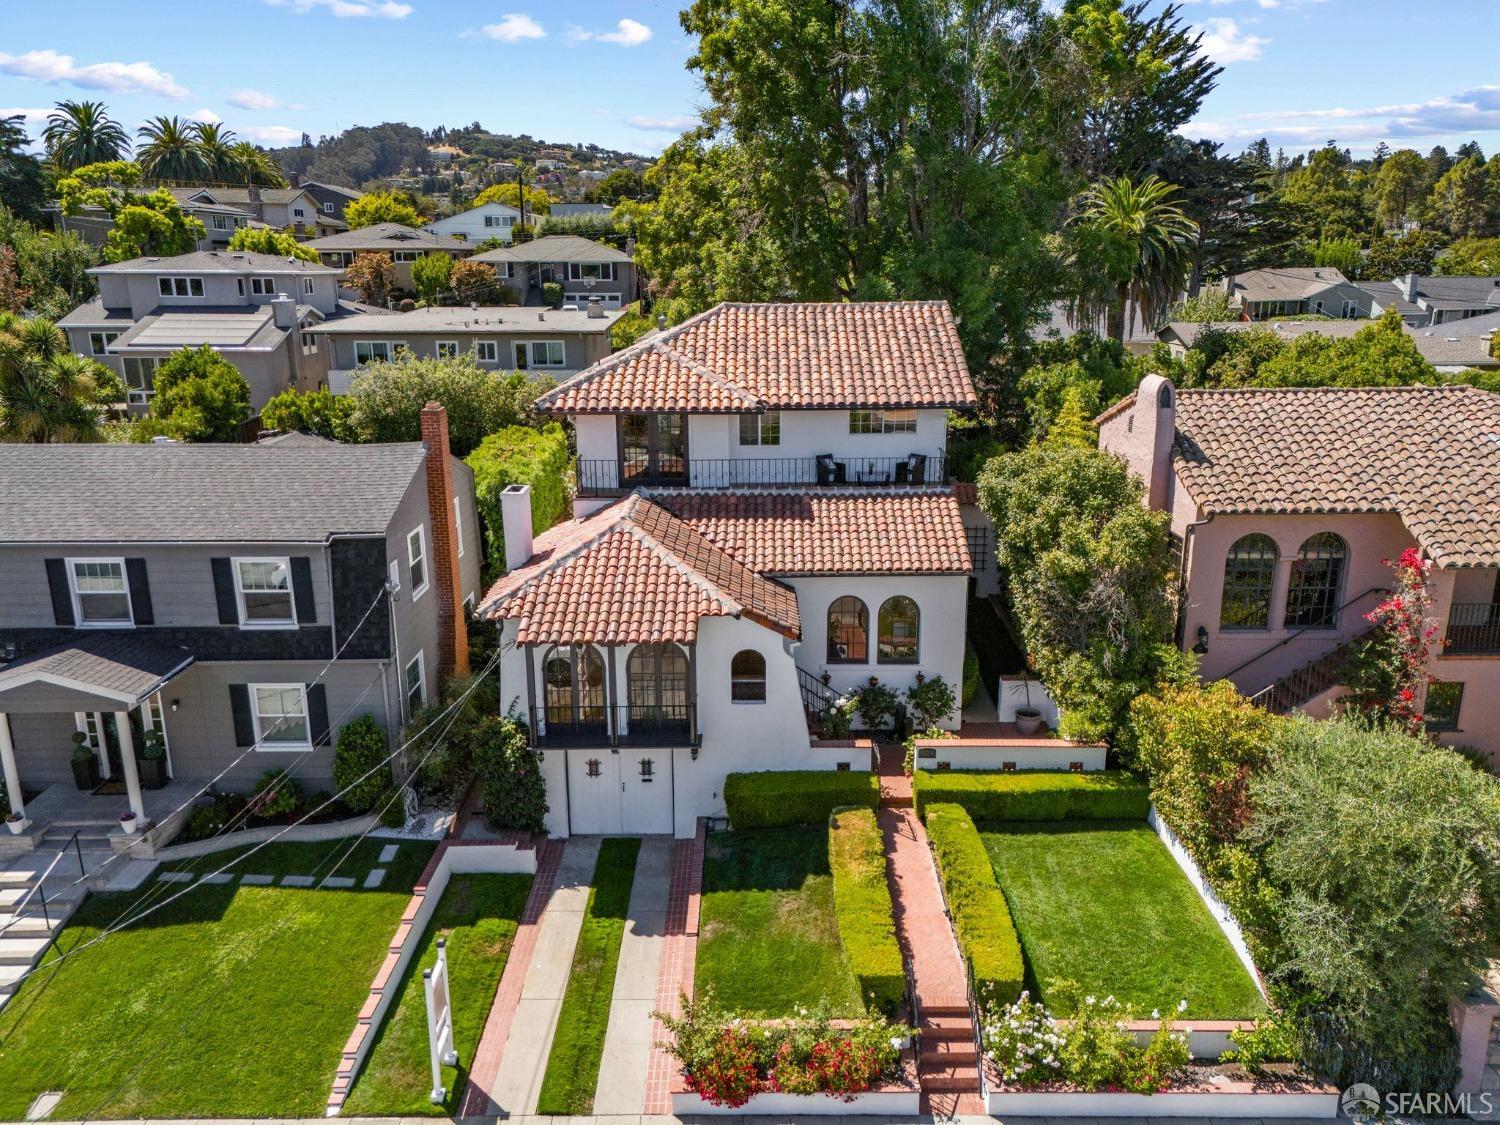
xmin=922 ymin=1014 xmax=974 ymax=1039
xmin=0 ymin=963 xmax=28 ymax=991
xmin=921 ymin=1038 xmax=978 ymax=1064
xmin=0 ymin=887 xmax=25 ymax=909
xmin=0 ymin=934 xmax=51 ymax=965
xmin=0 ymin=871 xmax=33 ymax=887
xmin=0 ymin=913 xmax=58 ymax=937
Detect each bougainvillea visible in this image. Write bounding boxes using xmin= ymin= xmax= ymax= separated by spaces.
xmin=1346 ymin=548 xmax=1436 ymax=734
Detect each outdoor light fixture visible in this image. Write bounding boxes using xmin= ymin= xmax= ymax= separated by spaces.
xmin=170 ymin=699 xmax=180 ymax=712
xmin=690 ymin=745 xmax=699 ymax=761
xmin=1192 ymin=625 xmax=1210 ymax=655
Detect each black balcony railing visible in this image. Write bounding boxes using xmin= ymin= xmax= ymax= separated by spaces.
xmin=532 ymin=703 xmax=697 ymax=748
xmin=1444 ymin=602 xmax=1500 ymax=655
xmin=576 ymin=454 xmax=947 ymax=497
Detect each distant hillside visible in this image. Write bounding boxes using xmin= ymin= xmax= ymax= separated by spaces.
xmin=268 ymin=122 xmax=653 ymax=191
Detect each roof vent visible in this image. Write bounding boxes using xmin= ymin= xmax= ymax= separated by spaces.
xmin=538 ymin=311 xmax=545 ymax=321
xmin=149 ymin=435 xmax=178 ymax=445
xmin=657 ymin=314 xmax=667 ymax=330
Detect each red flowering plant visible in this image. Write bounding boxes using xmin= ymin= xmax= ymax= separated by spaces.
xmin=1345 ymin=548 xmax=1437 ymax=735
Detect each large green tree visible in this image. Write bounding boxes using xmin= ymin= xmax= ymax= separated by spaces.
xmin=0 ymin=314 xmax=114 ymax=442
xmin=58 ymin=162 xmax=206 ymax=262
xmin=147 ymin=345 xmax=252 ymax=442
xmin=0 ymin=205 xmax=98 ymax=319
xmin=226 ymin=226 xmax=319 ymax=262
xmin=1431 ymin=156 xmax=1498 ymax=239
xmin=192 ymin=122 xmax=241 ymax=183
xmin=1373 ymin=148 xmax=1426 ymax=228
xmin=0 ymin=115 xmax=47 ymax=224
xmin=135 ymin=116 xmax=208 ymax=183
xmin=42 ymin=100 xmax=129 ymax=170
xmin=344 ymin=190 xmax=425 ymax=229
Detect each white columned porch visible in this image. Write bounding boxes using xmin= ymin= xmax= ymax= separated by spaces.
xmin=0 ymin=712 xmax=24 ymax=818
xmin=112 ymin=710 xmax=146 ymax=821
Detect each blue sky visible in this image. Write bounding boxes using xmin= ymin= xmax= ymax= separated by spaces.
xmin=1 ymin=0 xmax=1497 ymax=163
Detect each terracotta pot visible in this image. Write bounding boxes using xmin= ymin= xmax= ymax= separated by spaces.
xmin=1014 ymin=709 xmax=1044 ymax=737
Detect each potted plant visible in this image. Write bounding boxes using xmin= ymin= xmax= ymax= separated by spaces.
xmin=5 ymin=812 xmax=28 ymax=836
xmin=1012 ymin=672 xmax=1044 ymax=737
xmin=118 ymin=810 xmax=139 ymax=835
xmin=138 ymin=730 xmax=169 ymax=789
xmin=71 ymin=731 xmax=101 ymax=791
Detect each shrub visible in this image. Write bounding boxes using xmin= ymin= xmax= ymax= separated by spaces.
xmin=344 ymin=251 xmax=396 ymax=306
xmin=902 ymin=726 xmax=954 ymax=776
xmin=148 ymin=344 xmax=251 ymax=442
xmin=723 ymin=770 xmax=876 ymax=829
xmin=541 ymin=280 xmax=564 ymax=308
xmin=377 ymin=787 xmax=409 ymax=828
xmin=466 ymin=422 xmax=570 ymax=573
xmin=905 ymin=673 xmax=956 ymax=730
xmin=331 ymin=714 xmax=390 ymax=813
xmin=817 ymin=694 xmax=856 ymax=739
xmin=179 ymin=792 xmax=248 ymax=842
xmin=961 ymin=645 xmax=980 ymax=709
xmin=828 ymin=809 xmax=904 ymax=1016
xmin=474 ymin=716 xmax=548 ymax=834
xmin=924 ymin=803 xmax=1024 ymax=1005
xmin=260 ymin=387 xmax=358 ymax=441
xmin=913 ymin=768 xmax=1148 ymax=821
xmin=247 ymin=768 xmax=300 ymax=820
xmin=852 ymin=679 xmax=899 ymax=732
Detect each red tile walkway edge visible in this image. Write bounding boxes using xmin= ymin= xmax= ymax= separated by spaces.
xmin=644 ymin=820 xmax=706 ymax=1114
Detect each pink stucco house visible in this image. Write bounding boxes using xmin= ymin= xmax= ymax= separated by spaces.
xmin=1098 ymin=376 xmax=1500 ymax=764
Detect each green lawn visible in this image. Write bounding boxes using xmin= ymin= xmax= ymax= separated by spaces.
xmin=535 ymin=837 xmax=642 ymax=1115
xmin=980 ymin=820 xmax=1266 ymax=1019
xmin=695 ymin=827 xmax=863 ymax=1018
xmin=342 ymin=873 xmax=534 ymax=1116
xmin=0 ymin=838 xmax=434 ymax=1120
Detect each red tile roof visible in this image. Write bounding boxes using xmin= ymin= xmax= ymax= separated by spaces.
xmin=652 ymin=490 xmax=973 ymax=576
xmin=477 ymin=495 xmax=800 ymax=644
xmin=539 ymin=301 xmax=976 ymax=415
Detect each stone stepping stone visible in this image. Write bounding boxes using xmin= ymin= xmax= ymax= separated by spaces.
xmin=157 ymin=871 xmax=193 ymax=883
xmin=322 ymin=876 xmax=356 ymax=889
xmin=282 ymin=875 xmax=315 ymax=887
xmin=364 ymin=867 xmax=387 ymax=889
xmin=201 ymin=873 xmax=235 ymax=885
xmin=241 ymin=874 xmax=274 ymax=885
xmin=378 ymin=844 xmax=399 ymax=863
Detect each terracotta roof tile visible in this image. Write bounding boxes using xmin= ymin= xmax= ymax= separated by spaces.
xmin=1172 ymin=385 xmax=1500 ymax=568
xmin=539 ymin=301 xmax=976 ymax=414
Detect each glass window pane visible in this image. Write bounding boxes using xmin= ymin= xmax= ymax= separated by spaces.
xmin=1220 ymin=534 xmax=1277 ymax=630
xmin=254 ymin=686 xmax=308 ymax=744
xmin=877 ymin=596 xmax=920 ymax=663
xmin=1285 ymin=533 xmax=1347 ymax=629
xmin=827 ymin=596 xmax=869 ymax=663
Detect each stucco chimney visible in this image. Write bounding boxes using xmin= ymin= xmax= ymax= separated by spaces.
xmin=269 ymin=293 xmax=296 ymax=329
xmin=1111 ymin=374 xmax=1177 ymax=512
xmin=1399 ymin=272 xmax=1419 ymax=302
xmin=419 ymin=401 xmax=469 ymax=679
xmin=288 ymin=172 xmax=301 ymax=188
xmin=500 ymin=484 xmax=534 ymax=573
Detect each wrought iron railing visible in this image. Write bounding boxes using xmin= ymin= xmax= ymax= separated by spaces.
xmin=576 ymin=453 xmax=948 ymax=496
xmin=1220 ymin=586 xmax=1386 ymax=682
xmin=797 ymin=666 xmax=842 ymax=718
xmin=0 ymin=830 xmax=84 ymax=936
xmin=531 ymin=702 xmax=698 ymax=748
xmin=1444 ymin=602 xmax=1500 ymax=655
xmin=1248 ymin=627 xmax=1378 ymax=714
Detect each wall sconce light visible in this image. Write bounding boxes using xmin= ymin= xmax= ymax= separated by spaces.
xmin=690 ymin=745 xmax=699 ymax=761
xmin=1192 ymin=626 xmax=1210 ymax=655
xmin=170 ymin=699 xmax=180 ymax=712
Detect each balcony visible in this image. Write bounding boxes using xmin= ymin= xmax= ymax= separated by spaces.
xmin=1444 ymin=603 xmax=1500 ymax=655
xmin=576 ymin=453 xmax=946 ymax=497
xmin=531 ymin=703 xmax=698 ymax=748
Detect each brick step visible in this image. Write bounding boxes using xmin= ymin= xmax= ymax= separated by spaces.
xmin=919 ymin=1060 xmax=981 ymax=1093
xmin=921 ymin=1014 xmax=974 ymax=1040
xmin=921 ymin=1038 xmax=978 ymax=1064
xmin=918 ymin=996 xmax=970 ymax=1018
xmin=879 ymin=795 xmax=914 ymax=808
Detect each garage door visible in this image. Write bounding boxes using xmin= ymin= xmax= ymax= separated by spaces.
xmin=567 ymin=749 xmax=673 ymax=835
xmin=565 ymin=292 xmax=622 ymax=308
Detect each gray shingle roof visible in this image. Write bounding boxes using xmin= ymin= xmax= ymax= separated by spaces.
xmin=304 ymin=224 xmax=470 ymax=253
xmin=307 ymin=304 xmax=621 ymax=336
xmin=1159 ymin=318 xmax=1498 ymax=368
xmin=0 ymin=439 xmax=427 ymax=544
xmin=186 ymin=186 xmax=314 ymax=207
xmin=0 ymin=633 xmax=194 ymax=706
xmin=1228 ymin=267 xmax=1351 ymax=302
xmin=472 ymin=234 xmax=632 ymax=265
xmin=90 ymin=250 xmax=339 ymax=276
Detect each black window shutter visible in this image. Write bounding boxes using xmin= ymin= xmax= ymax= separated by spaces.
xmin=211 ymin=558 xmax=238 ymax=624
xmin=290 ymin=557 xmax=316 ymax=624
xmin=45 ymin=559 xmax=75 ymax=626
xmin=125 ymin=558 xmax=153 ymax=625
xmin=307 ymin=683 xmax=330 ymax=746
xmin=229 ymin=685 xmax=255 ymax=747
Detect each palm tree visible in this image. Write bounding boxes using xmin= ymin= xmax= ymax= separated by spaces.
xmin=227 ymin=141 xmax=288 ymax=188
xmin=1076 ymin=175 xmax=1198 ymax=345
xmin=135 ymin=116 xmax=207 ymax=183
xmin=192 ymin=121 xmax=239 ymax=182
xmin=0 ymin=314 xmax=107 ymax=442
xmin=42 ymin=100 xmax=129 ymax=169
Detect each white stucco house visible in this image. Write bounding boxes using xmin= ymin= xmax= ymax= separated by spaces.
xmin=477 ymin=301 xmax=1021 ymax=837
xmin=423 ymin=201 xmax=523 ymax=244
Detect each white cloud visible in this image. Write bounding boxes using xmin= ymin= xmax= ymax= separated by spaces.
xmin=0 ymin=49 xmax=187 ymax=97
xmin=188 ymin=107 xmax=222 ymax=125
xmin=1197 ymin=19 xmax=1268 ymax=64
xmin=239 ymin=124 xmax=302 ymax=144
xmin=227 ymin=88 xmax=303 ymax=111
xmin=480 ymin=13 xmax=545 ymax=41
xmin=597 ymin=18 xmax=653 ymax=46
xmin=266 ymin=0 xmax=412 ymax=18
xmin=626 ymin=114 xmax=698 ymax=131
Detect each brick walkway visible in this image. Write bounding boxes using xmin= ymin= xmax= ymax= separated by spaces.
xmin=457 ymin=838 xmax=565 ymax=1117
xmin=877 ymin=742 xmax=913 ymax=807
xmin=642 ymin=822 xmax=705 ymax=1114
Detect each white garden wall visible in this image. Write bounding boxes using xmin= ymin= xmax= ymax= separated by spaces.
xmin=987 ymin=1087 xmax=1337 ymax=1117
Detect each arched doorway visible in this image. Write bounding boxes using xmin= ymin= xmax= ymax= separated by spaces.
xmin=626 ymin=642 xmax=690 ymax=739
xmin=541 ymin=644 xmax=607 ymax=742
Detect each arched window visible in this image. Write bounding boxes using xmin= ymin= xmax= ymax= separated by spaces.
xmin=877 ymin=596 xmax=920 ymax=664
xmin=627 ymin=643 xmax=689 ymax=724
xmin=730 ymin=650 xmax=766 ymax=702
xmin=827 ymin=596 xmax=868 ymax=663
xmin=542 ymin=644 xmax=606 ymax=730
xmin=1284 ymin=533 xmax=1348 ymax=630
xmin=1220 ymin=534 xmax=1278 ymax=630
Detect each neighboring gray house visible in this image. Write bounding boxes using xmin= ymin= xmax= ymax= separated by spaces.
xmin=1224 ymin=267 xmax=1365 ymax=320
xmin=472 ymin=234 xmax=637 ymax=308
xmin=292 ymin=176 xmax=363 ymax=225
xmin=307 ymin=303 xmax=624 ymax=394
xmin=304 ymin=224 xmax=473 ymax=293
xmin=1356 ymin=273 xmax=1500 ymax=326
xmin=0 ymin=411 xmax=481 ymax=848
xmin=181 ymin=185 xmax=340 ymax=237
xmin=52 ymin=194 xmax=254 ymax=252
xmin=1158 ymin=318 xmax=1500 ymax=373
xmin=55 ymin=250 xmax=375 ymax=413
xmin=548 ymin=203 xmax=613 ymax=219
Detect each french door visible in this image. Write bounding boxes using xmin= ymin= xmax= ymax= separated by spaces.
xmin=620 ymin=414 xmax=687 ymax=486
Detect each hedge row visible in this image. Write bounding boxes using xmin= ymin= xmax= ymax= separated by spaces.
xmin=924 ymin=803 xmax=1025 ymax=1006
xmin=466 ymin=421 xmax=570 ymax=574
xmin=913 ymin=768 xmax=1149 ymax=821
xmin=723 ymin=770 xmax=877 ymax=829
xmin=828 ymin=808 xmax=905 ymax=1016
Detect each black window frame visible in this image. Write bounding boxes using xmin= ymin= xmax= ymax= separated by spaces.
xmin=730 ymin=649 xmax=767 ymax=702
xmin=1284 ymin=532 xmax=1348 ymax=631
xmin=1220 ymin=533 xmax=1278 ymax=631
xmin=1424 ymin=682 xmax=1463 ymax=732
xmin=826 ymin=595 xmax=869 ymax=664
xmin=877 ymin=595 xmax=920 ymax=665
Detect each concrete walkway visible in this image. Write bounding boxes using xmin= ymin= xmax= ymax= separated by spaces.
xmin=594 ymin=837 xmax=674 ymax=1115
xmin=484 ymin=836 xmax=601 ymax=1116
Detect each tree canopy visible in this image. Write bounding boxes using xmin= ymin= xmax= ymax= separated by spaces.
xmin=57 ymin=162 xmax=206 ymax=262
xmin=147 ymin=345 xmax=252 ymax=442
xmin=344 ymin=190 xmax=426 ymax=229
xmin=226 ymin=227 xmax=319 ymax=261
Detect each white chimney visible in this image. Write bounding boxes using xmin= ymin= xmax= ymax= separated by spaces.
xmin=500 ymin=484 xmax=534 ymax=573
xmin=270 ymin=293 xmax=297 ymax=329
xmin=1399 ymin=273 xmax=1419 ymax=302
xmin=587 ymin=295 xmax=605 ymax=319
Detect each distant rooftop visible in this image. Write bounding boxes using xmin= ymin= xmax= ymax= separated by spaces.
xmin=304 ymin=223 xmax=470 ymax=252
xmin=472 ymin=234 xmax=631 ymax=265
xmin=305 ymin=304 xmax=624 ymax=336
xmin=90 ymin=250 xmax=340 ymax=276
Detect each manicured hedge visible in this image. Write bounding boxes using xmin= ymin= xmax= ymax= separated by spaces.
xmin=924 ymin=803 xmax=1024 ymax=1006
xmin=913 ymin=768 xmax=1149 ymax=821
xmin=828 ymin=808 xmax=904 ymax=1016
xmin=723 ymin=770 xmax=877 ymax=829
xmin=466 ymin=422 xmax=570 ymax=574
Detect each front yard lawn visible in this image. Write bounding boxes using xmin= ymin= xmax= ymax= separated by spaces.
xmin=342 ymin=872 xmax=534 ymax=1116
xmin=0 ymin=838 xmax=433 ymax=1120
xmin=695 ymin=826 xmax=863 ymax=1017
xmin=980 ymin=820 xmax=1265 ymax=1019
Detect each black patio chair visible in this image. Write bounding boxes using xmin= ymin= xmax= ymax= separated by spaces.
xmin=816 ymin=453 xmax=847 ymax=485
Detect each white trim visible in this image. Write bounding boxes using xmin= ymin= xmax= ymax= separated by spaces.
xmin=231 ymin=556 xmax=298 ymax=630
xmin=436 ymin=339 xmax=460 ymax=359
xmin=405 ymin=650 xmax=426 ymax=714
xmin=2 ymin=671 xmax=137 ymax=705
xmin=249 ymin=682 xmax=312 ymax=750
xmin=354 ymin=340 xmax=395 ymax=365
xmin=156 ymin=275 xmax=206 ymax=299
xmin=454 ymin=496 xmax=465 ymax=558
xmin=407 ymin=526 xmax=429 ymax=601
xmin=474 ymin=339 xmax=498 ymax=364
xmin=66 ymin=557 xmax=133 ymax=629
xmin=513 ymin=339 xmax=565 ymax=368
xmin=387 ymin=557 xmax=402 ymax=593
xmin=143 ymin=692 xmax=174 ymax=779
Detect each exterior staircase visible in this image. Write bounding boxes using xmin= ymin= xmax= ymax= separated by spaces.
xmin=1249 ymin=627 xmax=1378 ymax=714
xmin=0 ymin=866 xmax=87 ymax=1012
xmin=916 ymin=999 xmax=982 ymax=1095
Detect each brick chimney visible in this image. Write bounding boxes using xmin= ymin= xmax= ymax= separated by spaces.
xmin=419 ymin=401 xmax=469 ymax=679
xmin=288 ymin=172 xmax=301 ymax=188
